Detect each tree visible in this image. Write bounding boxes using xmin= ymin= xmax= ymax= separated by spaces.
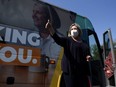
xmin=91 ymin=44 xmax=100 ymax=60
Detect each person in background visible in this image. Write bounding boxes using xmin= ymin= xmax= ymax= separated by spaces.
xmin=29 ymin=2 xmax=61 ymax=72
xmin=45 ymin=20 xmax=91 ymax=87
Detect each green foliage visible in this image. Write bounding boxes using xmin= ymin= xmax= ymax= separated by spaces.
xmin=91 ymin=44 xmax=100 ymax=60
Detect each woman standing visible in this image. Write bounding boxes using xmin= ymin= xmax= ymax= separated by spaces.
xmin=45 ymin=20 xmax=91 ymax=87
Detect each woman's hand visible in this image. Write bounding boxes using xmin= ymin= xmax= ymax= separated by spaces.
xmin=45 ymin=20 xmax=52 ymax=29
xmin=86 ymin=55 xmax=91 ymax=62
xmin=45 ymin=20 xmax=55 ymax=35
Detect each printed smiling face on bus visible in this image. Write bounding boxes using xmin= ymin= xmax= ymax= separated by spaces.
xmin=0 ymin=24 xmax=41 ymax=66
xmin=32 ymin=3 xmax=50 ymax=29
xmin=32 ymin=3 xmax=51 ymax=39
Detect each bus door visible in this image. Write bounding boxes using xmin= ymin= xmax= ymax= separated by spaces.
xmin=103 ymin=29 xmax=116 ymax=87
xmin=81 ymin=29 xmax=105 ymax=87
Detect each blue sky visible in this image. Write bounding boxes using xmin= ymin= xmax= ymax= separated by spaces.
xmin=43 ymin=0 xmax=116 ymax=45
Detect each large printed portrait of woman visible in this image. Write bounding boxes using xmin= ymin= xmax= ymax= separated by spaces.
xmin=0 ymin=0 xmax=76 ymax=60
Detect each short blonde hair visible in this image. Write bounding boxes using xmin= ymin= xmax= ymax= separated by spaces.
xmin=68 ymin=23 xmax=82 ymax=37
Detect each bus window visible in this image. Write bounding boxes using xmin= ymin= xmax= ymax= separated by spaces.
xmin=104 ymin=31 xmax=111 ymax=58
xmin=89 ymin=33 xmax=100 ymax=60
xmin=87 ymin=29 xmax=105 ymax=87
xmin=103 ymin=29 xmax=116 ymax=86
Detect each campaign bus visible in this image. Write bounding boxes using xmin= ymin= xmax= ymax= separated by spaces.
xmin=0 ymin=0 xmax=115 ymax=87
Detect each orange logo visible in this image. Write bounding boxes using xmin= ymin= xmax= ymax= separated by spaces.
xmin=0 ymin=43 xmax=41 ymax=66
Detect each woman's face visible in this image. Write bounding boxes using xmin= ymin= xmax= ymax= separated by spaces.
xmin=70 ymin=25 xmax=79 ymax=38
